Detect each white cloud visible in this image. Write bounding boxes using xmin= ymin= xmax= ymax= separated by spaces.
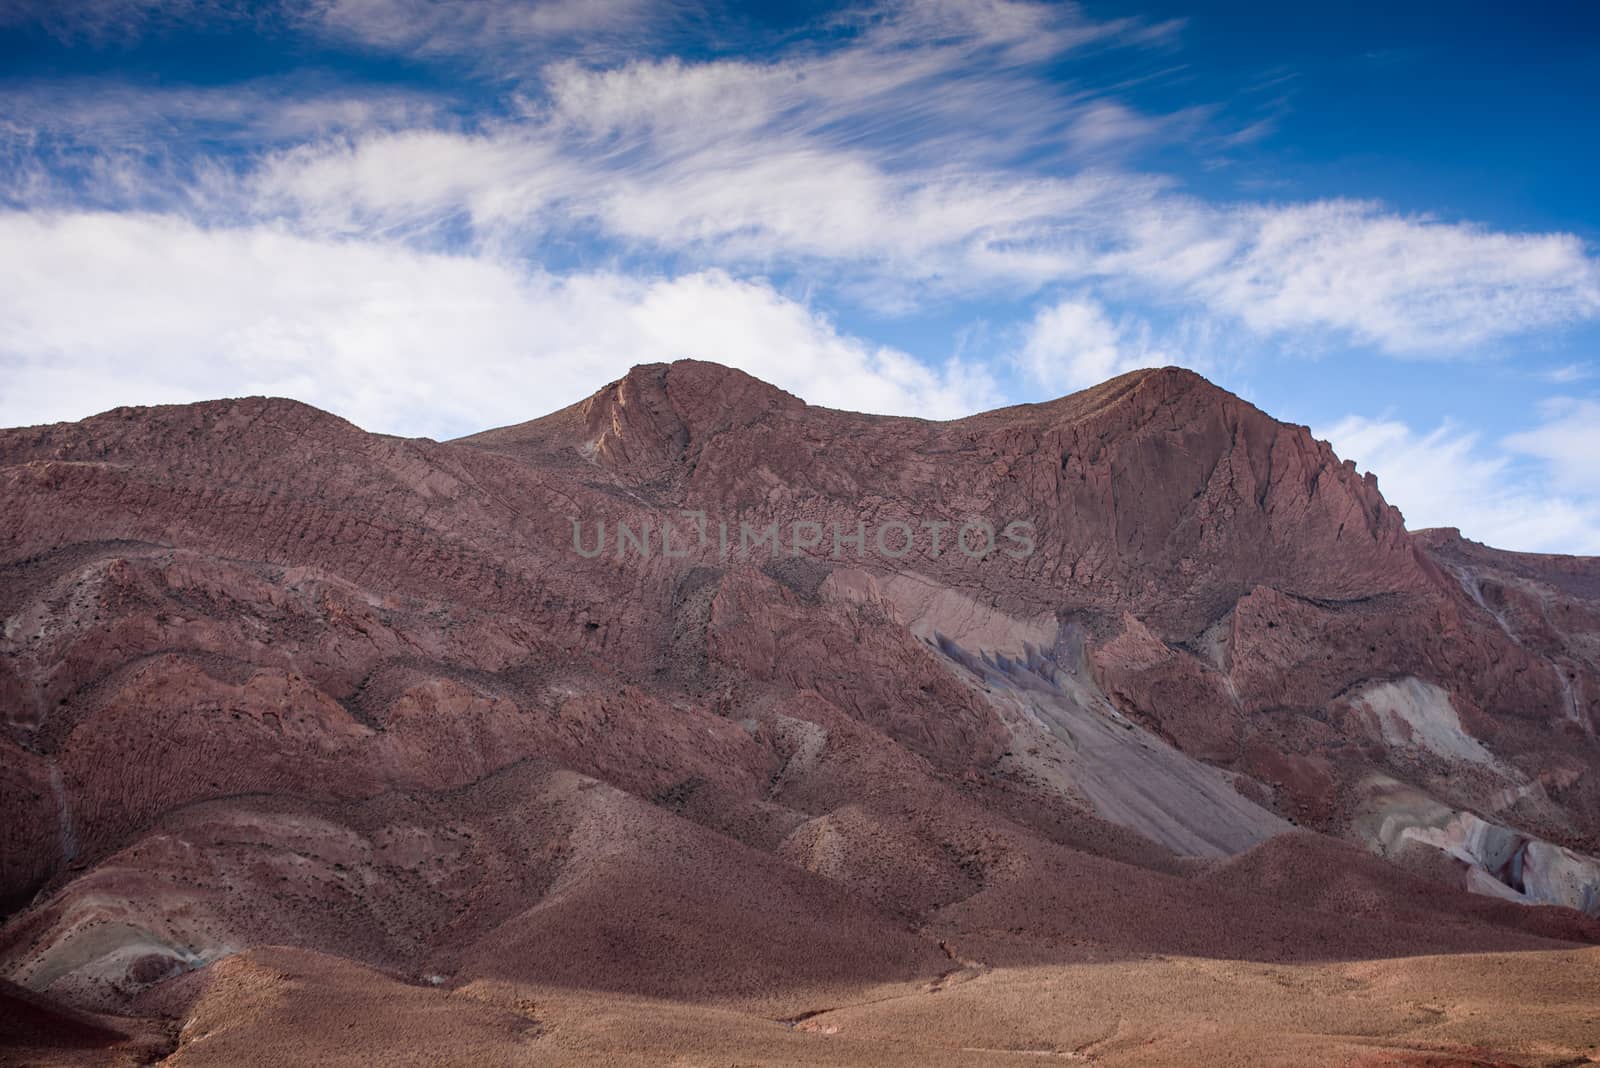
xmin=857 ymin=0 xmax=1149 ymax=59
xmin=0 ymin=0 xmax=242 ymax=43
xmin=546 ymin=36 xmax=1598 ymax=347
xmin=0 ymin=80 xmax=440 ymax=149
xmin=1019 ymin=297 xmax=1169 ymax=391
xmin=0 ymin=0 xmax=658 ymax=53
xmin=1541 ymin=362 xmax=1593 ymax=385
xmin=0 ymin=79 xmax=448 ymax=219
xmin=1064 ymin=100 xmax=1171 ymax=155
xmin=1504 ymin=398 xmax=1600 ymax=495
xmin=0 ymin=211 xmax=997 ymax=438
xmin=1320 ymin=413 xmax=1600 ymax=555
xmin=14 ymin=1 xmax=1594 ymax=356
xmin=1194 ymin=202 xmax=1600 ymax=351
xmin=308 ymin=0 xmax=659 ymax=60
xmin=250 ymin=128 xmax=577 ymax=238
xmin=215 ymin=48 xmax=1599 ymax=351
xmin=306 ymin=0 xmax=1168 ymax=79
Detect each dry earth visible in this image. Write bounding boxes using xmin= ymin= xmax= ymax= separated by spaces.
xmin=9 ymin=945 xmax=1600 ymax=1067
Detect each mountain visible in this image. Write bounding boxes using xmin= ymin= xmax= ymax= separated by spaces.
xmin=3 ymin=361 xmax=1599 ymax=1066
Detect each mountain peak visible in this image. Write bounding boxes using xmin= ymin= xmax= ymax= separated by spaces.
xmin=458 ymin=359 xmax=805 ymax=467
xmin=578 ymin=359 xmax=805 ymax=468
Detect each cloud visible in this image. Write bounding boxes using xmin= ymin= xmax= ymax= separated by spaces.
xmin=0 ymin=0 xmax=655 ymax=53
xmin=1320 ymin=413 xmax=1600 ymax=555
xmin=1194 ymin=202 xmax=1600 ymax=351
xmin=306 ymin=0 xmax=661 ymax=62
xmin=1504 ymin=398 xmax=1600 ymax=495
xmin=1 ymin=79 xmax=442 ymax=148
xmin=304 ymin=0 xmax=1174 ymax=78
xmin=249 ymin=127 xmax=577 ymax=239
xmin=17 ymin=1 xmax=1593 ymax=355
xmin=0 ymin=0 xmax=249 ymax=44
xmin=0 ymin=78 xmax=448 ymax=217
xmin=1019 ymin=297 xmax=1171 ymax=391
xmin=1540 ymin=362 xmax=1592 ymax=385
xmin=0 ymin=211 xmax=998 ymax=438
xmin=219 ymin=34 xmax=1192 ymax=310
xmin=213 ymin=36 xmax=1599 ymax=349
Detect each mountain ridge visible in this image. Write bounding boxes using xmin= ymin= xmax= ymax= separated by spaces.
xmin=3 ymin=360 xmax=1600 ymax=1064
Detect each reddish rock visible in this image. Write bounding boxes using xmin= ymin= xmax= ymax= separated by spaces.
xmin=4 ymin=360 xmax=1600 ymax=1022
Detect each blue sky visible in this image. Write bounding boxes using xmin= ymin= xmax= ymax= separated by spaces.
xmin=2 ymin=1 xmax=1598 ymax=552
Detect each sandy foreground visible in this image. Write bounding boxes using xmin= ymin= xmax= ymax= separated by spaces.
xmin=10 ymin=944 xmax=1599 ymax=1067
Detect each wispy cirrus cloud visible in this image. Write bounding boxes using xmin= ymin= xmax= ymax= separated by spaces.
xmin=0 ymin=0 xmax=256 ymax=44
xmin=1540 ymin=363 xmax=1593 ymax=385
xmin=207 ymin=11 xmax=1596 ymax=349
xmin=1504 ymin=398 xmax=1600 ymax=495
xmin=0 ymin=78 xmax=443 ymax=147
xmin=5 ymin=0 xmax=1597 ymax=354
xmin=0 ymin=0 xmax=658 ymax=51
xmin=0 ymin=76 xmax=449 ymax=217
xmin=305 ymin=0 xmax=669 ymax=65
xmin=238 ymin=107 xmax=1599 ymax=351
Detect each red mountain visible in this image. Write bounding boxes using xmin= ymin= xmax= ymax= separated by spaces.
xmin=4 ymin=362 xmax=1598 ymax=1065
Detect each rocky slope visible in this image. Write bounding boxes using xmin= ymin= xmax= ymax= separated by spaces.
xmin=3 ymin=361 xmax=1599 ymax=1062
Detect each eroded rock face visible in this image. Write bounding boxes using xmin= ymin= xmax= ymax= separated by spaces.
xmin=1357 ymin=776 xmax=1600 ymax=915
xmin=4 ymin=361 xmax=1600 ymax=1014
